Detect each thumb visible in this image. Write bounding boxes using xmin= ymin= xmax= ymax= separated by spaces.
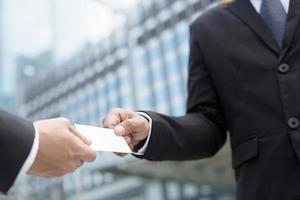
xmin=114 ymin=118 xmax=137 ymax=136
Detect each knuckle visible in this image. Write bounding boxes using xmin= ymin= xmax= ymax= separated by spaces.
xmin=109 ymin=108 xmax=118 ymax=114
xmin=81 ymin=135 xmax=87 ymax=142
xmin=61 ymin=118 xmax=72 ymax=126
xmin=88 ymin=150 xmax=97 ymax=162
xmin=59 ymin=117 xmax=69 ymax=123
xmin=91 ymin=152 xmax=97 ymax=161
xmin=109 ymin=108 xmax=125 ymax=116
xmin=102 ymin=117 xmax=108 ymax=126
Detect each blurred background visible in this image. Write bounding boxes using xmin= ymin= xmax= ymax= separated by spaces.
xmin=0 ymin=0 xmax=235 ymax=199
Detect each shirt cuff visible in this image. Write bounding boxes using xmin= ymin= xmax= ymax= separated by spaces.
xmin=16 ymin=125 xmax=40 ymax=179
xmin=132 ymin=112 xmax=152 ymax=156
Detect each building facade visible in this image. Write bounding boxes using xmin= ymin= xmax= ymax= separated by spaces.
xmin=0 ymin=0 xmax=4 ymax=101
xmin=15 ymin=0 xmax=235 ymax=199
xmin=0 ymin=0 xmax=11 ymax=111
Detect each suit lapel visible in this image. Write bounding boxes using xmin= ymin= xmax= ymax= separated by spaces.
xmin=227 ymin=0 xmax=280 ymax=55
xmin=282 ymin=0 xmax=300 ymax=50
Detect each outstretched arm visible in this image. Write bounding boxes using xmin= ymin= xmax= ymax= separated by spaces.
xmin=103 ymin=24 xmax=227 ymax=161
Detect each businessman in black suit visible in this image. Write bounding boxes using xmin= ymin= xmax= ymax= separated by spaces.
xmin=0 ymin=109 xmax=96 ymax=194
xmin=104 ymin=0 xmax=300 ymax=199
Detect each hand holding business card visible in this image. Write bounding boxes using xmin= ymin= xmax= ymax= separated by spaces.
xmin=75 ymin=124 xmax=132 ymax=154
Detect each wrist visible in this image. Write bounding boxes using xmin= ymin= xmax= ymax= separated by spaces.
xmin=26 ymin=125 xmax=40 ymax=175
xmin=134 ymin=112 xmax=153 ymax=155
xmin=137 ymin=112 xmax=151 ymax=139
xmin=133 ymin=138 xmax=147 ymax=152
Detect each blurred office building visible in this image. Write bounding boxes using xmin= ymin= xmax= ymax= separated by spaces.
xmin=0 ymin=8 xmax=13 ymax=111
xmin=0 ymin=0 xmax=8 ymax=111
xmin=0 ymin=0 xmax=2 ymax=93
xmin=9 ymin=0 xmax=236 ymax=199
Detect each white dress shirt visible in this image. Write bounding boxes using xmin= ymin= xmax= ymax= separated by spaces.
xmin=15 ymin=125 xmax=39 ymax=181
xmin=135 ymin=0 xmax=291 ymax=155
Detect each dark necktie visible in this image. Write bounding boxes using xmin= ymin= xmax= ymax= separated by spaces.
xmin=260 ymin=0 xmax=288 ymax=47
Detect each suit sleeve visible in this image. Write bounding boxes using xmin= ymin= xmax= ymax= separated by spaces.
xmin=137 ymin=23 xmax=227 ymax=161
xmin=0 ymin=109 xmax=35 ymax=194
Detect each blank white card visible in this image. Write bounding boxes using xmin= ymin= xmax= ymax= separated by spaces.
xmin=75 ymin=124 xmax=132 ymax=154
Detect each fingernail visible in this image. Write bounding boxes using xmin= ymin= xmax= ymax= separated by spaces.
xmin=115 ymin=125 xmax=125 ymax=135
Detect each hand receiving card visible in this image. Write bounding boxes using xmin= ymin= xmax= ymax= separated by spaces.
xmin=75 ymin=124 xmax=132 ymax=153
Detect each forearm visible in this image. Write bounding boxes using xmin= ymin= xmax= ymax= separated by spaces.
xmin=0 ymin=109 xmax=35 ymax=194
xmin=138 ymin=111 xmax=227 ymax=161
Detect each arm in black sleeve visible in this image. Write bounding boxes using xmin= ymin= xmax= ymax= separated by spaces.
xmin=138 ymin=23 xmax=227 ymax=161
xmin=0 ymin=109 xmax=35 ymax=194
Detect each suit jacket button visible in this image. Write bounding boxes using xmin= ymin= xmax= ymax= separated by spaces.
xmin=278 ymin=63 xmax=290 ymax=74
xmin=288 ymin=118 xmax=300 ymax=130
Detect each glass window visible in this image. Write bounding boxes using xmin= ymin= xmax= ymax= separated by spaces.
xmin=96 ymin=79 xmax=108 ymax=120
xmin=118 ymin=67 xmax=134 ymax=110
xmin=107 ymin=73 xmax=119 ymax=108
xmin=134 ymin=47 xmax=154 ymax=110
xmin=148 ymin=39 xmax=169 ymax=113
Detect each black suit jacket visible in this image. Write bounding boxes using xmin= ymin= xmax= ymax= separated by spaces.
xmin=0 ymin=109 xmax=35 ymax=194
xmin=139 ymin=0 xmax=300 ymax=199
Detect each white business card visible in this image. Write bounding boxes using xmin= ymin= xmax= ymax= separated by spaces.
xmin=75 ymin=124 xmax=132 ymax=154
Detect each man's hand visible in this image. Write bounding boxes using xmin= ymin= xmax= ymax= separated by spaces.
xmin=102 ymin=108 xmax=150 ymax=156
xmin=27 ymin=118 xmax=96 ymax=178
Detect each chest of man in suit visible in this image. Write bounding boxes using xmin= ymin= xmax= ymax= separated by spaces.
xmin=192 ymin=0 xmax=300 ymax=199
